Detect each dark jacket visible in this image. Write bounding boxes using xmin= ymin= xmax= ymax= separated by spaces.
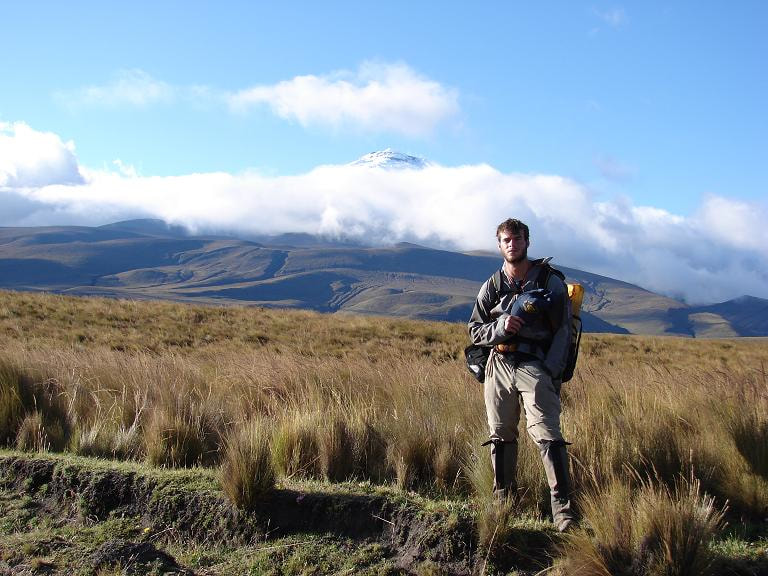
xmin=468 ymin=259 xmax=571 ymax=379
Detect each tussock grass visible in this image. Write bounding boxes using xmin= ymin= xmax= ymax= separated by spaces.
xmin=316 ymin=411 xmax=356 ymax=482
xmin=476 ymin=495 xmax=519 ymax=571
xmin=464 ymin=436 xmax=496 ymax=503
xmin=220 ymin=417 xmax=276 ymax=508
xmin=558 ymin=477 xmax=725 ymax=575
xmin=1 ymin=289 xmax=767 ymax=536
xmin=347 ymin=414 xmax=388 ymax=483
xmin=15 ymin=412 xmax=51 ymax=452
xmin=0 ymin=355 xmax=71 ymax=452
xmin=563 ymin=357 xmax=768 ymax=521
xmin=0 ymin=359 xmax=25 ymax=445
xmin=726 ymin=403 xmax=768 ymax=481
xmin=271 ymin=410 xmax=322 ymax=480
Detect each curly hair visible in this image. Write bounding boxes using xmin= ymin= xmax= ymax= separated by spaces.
xmin=496 ymin=218 xmax=529 ymax=242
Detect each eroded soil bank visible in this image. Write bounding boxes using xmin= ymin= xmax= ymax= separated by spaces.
xmin=0 ymin=452 xmax=555 ymax=575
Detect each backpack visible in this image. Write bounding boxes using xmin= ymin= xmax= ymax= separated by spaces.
xmin=464 ymin=259 xmax=583 ymax=384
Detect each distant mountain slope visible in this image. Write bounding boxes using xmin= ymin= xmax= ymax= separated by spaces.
xmin=677 ymin=296 xmax=768 ymax=338
xmin=1 ymin=220 xmax=765 ymax=337
xmin=98 ymin=218 xmax=190 ymax=237
xmin=558 ymin=265 xmax=689 ymax=336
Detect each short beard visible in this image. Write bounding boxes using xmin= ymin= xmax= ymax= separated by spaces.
xmin=505 ymin=247 xmax=528 ymax=264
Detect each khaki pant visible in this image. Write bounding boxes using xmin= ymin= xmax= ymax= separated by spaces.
xmin=484 ymin=351 xmax=563 ymax=444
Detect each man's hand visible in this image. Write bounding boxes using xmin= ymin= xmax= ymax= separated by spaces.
xmin=504 ymin=315 xmax=524 ymax=335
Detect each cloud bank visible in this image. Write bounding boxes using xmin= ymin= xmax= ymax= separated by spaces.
xmin=2 ymin=123 xmax=766 ymax=304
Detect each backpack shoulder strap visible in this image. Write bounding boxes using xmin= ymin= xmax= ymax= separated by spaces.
xmin=547 ymin=265 xmax=566 ymax=284
xmin=489 ymin=268 xmax=502 ymax=305
xmin=532 ymin=258 xmax=565 ymax=289
xmin=492 ymin=269 xmax=501 ymax=292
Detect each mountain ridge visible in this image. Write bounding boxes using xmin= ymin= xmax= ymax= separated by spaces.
xmin=0 ymin=219 xmax=765 ymax=337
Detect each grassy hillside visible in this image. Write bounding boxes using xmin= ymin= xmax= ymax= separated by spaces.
xmin=1 ymin=289 xmax=767 ymax=574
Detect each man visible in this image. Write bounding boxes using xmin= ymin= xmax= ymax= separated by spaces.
xmin=468 ymin=218 xmax=576 ymax=532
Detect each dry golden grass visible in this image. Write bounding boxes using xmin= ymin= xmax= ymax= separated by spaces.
xmin=220 ymin=416 xmax=276 ymax=508
xmin=0 ymin=289 xmax=464 ymax=359
xmin=558 ymin=477 xmax=725 ymax=575
xmin=1 ymin=289 xmax=767 ymax=535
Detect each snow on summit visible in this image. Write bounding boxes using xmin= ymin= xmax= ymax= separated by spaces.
xmin=350 ymin=149 xmax=430 ymax=169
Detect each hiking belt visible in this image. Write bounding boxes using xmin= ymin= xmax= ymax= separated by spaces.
xmin=495 ymin=342 xmax=518 ymax=353
xmin=495 ymin=337 xmax=549 ymax=359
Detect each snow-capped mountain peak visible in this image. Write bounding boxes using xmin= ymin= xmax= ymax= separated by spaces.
xmin=350 ymin=149 xmax=430 ymax=170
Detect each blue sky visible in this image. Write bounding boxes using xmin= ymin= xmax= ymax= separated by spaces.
xmin=1 ymin=1 xmax=767 ymax=302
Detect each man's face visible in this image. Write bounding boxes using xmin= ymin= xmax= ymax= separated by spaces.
xmin=498 ymin=230 xmax=529 ymax=264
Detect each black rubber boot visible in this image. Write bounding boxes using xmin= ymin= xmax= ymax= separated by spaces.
xmin=485 ymin=438 xmax=518 ymax=502
xmin=539 ymin=439 xmax=576 ymax=531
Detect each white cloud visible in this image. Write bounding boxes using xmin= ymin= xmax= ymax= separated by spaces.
xmin=0 ymin=122 xmax=84 ymax=187
xmin=694 ymin=195 xmax=768 ymax=253
xmin=55 ymin=69 xmax=174 ymax=108
xmin=2 ymin=124 xmax=766 ymax=304
xmin=228 ymin=61 xmax=459 ymax=137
